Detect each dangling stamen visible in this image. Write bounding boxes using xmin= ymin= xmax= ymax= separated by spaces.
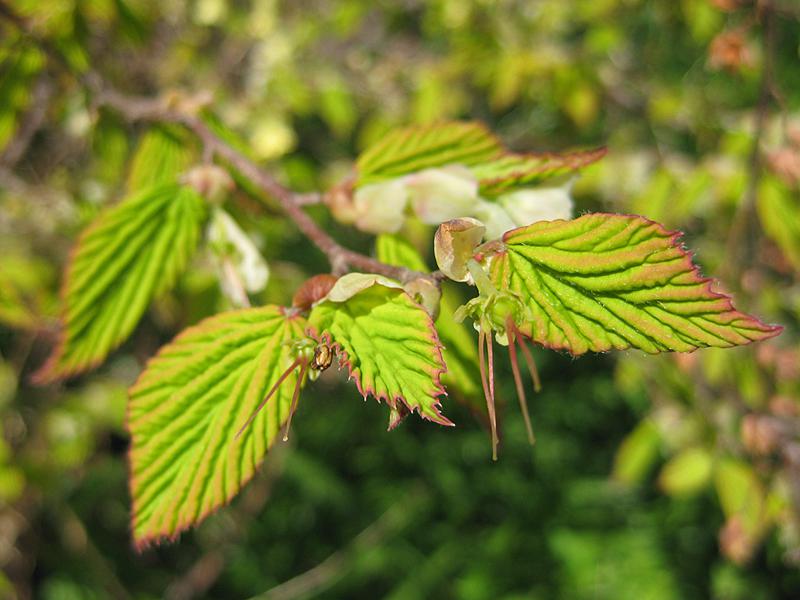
xmin=282 ymin=361 xmax=308 ymax=442
xmin=236 ymin=357 xmax=302 ymax=439
xmin=515 ymin=330 xmax=542 ymax=393
xmin=479 ymin=327 xmax=499 ymax=461
xmin=507 ymin=317 xmax=535 ymax=445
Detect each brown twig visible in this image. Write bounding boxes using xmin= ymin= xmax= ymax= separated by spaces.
xmin=0 ymin=0 xmax=429 ymax=283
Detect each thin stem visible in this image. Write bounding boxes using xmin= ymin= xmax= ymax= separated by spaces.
xmin=507 ymin=318 xmax=535 ymax=445
xmin=282 ymin=361 xmax=307 ymax=442
xmin=479 ymin=328 xmax=499 ymax=461
xmin=236 ymin=358 xmax=302 ymax=439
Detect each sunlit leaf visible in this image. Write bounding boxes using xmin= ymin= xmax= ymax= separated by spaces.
xmin=356 ymin=121 xmax=502 ymax=186
xmin=308 ymin=278 xmax=452 ymax=427
xmin=490 ymin=214 xmax=781 ymax=355
xmin=376 ymin=234 xmax=484 ymax=412
xmin=473 ymin=147 xmax=606 ymax=196
xmin=33 ymin=184 xmax=207 ymax=382
xmin=127 ymin=125 xmax=194 ymax=191
xmin=128 ymin=306 xmax=306 ymax=547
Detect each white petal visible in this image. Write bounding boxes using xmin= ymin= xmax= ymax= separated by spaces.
xmin=208 ymin=208 xmax=270 ymax=296
xmin=498 ymin=183 xmax=574 ymax=227
xmin=473 ymin=200 xmax=517 ymax=241
xmin=353 ymin=179 xmax=409 ymax=234
xmin=406 ymin=165 xmax=481 ymax=225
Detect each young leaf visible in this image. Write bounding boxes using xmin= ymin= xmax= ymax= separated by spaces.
xmin=473 ymin=147 xmax=606 ymax=196
xmin=375 ymin=234 xmax=485 ymax=412
xmin=308 ymin=278 xmax=452 ymax=427
xmin=128 ymin=306 xmax=306 ymax=547
xmin=356 ymin=121 xmax=502 ymax=186
xmin=375 ymin=233 xmax=429 ymax=273
xmin=127 ymin=125 xmax=194 ymax=191
xmin=489 ymin=214 xmax=781 ymax=354
xmin=33 ymin=184 xmax=207 ymax=382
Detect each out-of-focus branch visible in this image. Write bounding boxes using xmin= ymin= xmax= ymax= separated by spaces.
xmin=164 ymin=441 xmax=292 ymax=600
xmin=0 ymin=74 xmax=53 ymax=167
xmin=0 ymin=0 xmax=429 ymax=284
xmin=724 ymin=0 xmax=780 ymax=281
xmin=248 ymin=485 xmax=430 ymax=600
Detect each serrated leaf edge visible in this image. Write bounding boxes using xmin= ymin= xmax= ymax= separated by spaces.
xmin=126 ymin=306 xmax=304 ymax=550
xmin=306 ymin=291 xmax=453 ymax=428
xmin=478 ymin=146 xmax=607 ymax=195
xmin=492 ymin=213 xmax=783 ymax=355
xmin=32 ymin=187 xmax=204 ymax=384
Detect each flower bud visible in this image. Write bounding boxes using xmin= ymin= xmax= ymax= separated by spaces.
xmin=434 ymin=218 xmax=486 ymax=282
xmin=292 ymin=274 xmax=339 ymax=311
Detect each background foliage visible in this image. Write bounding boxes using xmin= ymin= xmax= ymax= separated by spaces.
xmin=1 ymin=0 xmax=799 ymax=598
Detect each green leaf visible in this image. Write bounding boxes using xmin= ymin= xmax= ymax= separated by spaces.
xmin=473 ymin=147 xmax=607 ymax=196
xmin=490 ymin=213 xmax=781 ymax=355
xmin=613 ymin=418 xmax=661 ymax=485
xmin=128 ymin=306 xmax=306 ymax=547
xmin=375 ymin=234 xmax=485 ymax=413
xmin=375 ymin=233 xmax=428 ymax=272
xmin=758 ymin=175 xmax=800 ymax=270
xmin=714 ymin=458 xmax=767 ymax=536
xmin=356 ymin=121 xmax=502 ymax=186
xmin=127 ymin=125 xmax=194 ymax=191
xmin=658 ymin=447 xmax=713 ymax=497
xmin=33 ymin=184 xmax=207 ymax=382
xmin=308 ymin=280 xmax=452 ymax=427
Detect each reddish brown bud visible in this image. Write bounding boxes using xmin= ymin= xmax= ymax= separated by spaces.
xmin=292 ymin=274 xmax=339 ymax=311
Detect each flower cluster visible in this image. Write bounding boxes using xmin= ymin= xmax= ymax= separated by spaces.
xmin=331 ymin=165 xmax=574 ymax=240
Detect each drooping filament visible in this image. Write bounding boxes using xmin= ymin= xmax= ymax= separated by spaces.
xmin=507 ymin=316 xmax=537 ymax=445
xmin=514 ymin=326 xmax=541 ymax=394
xmin=236 ymin=357 xmax=304 ymax=440
xmin=282 ymin=361 xmax=308 ymax=442
xmin=478 ymin=327 xmax=499 ymax=461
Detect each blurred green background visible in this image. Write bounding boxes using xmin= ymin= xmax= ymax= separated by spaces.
xmin=1 ymin=0 xmax=799 ymax=598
